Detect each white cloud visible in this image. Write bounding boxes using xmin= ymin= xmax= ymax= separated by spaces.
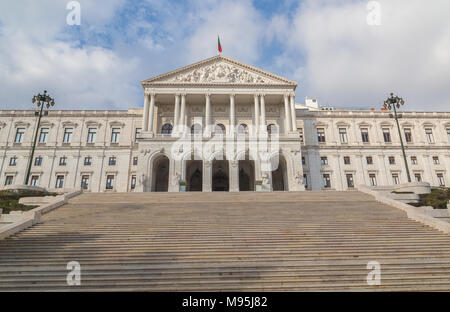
xmin=185 ymin=0 xmax=265 ymax=64
xmin=282 ymin=0 xmax=450 ymax=110
xmin=0 ymin=0 xmax=448 ymax=112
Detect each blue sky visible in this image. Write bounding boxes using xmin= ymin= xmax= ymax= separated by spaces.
xmin=0 ymin=0 xmax=448 ymax=111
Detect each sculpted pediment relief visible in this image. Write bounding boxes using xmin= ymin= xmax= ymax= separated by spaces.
xmin=168 ymin=61 xmax=279 ymax=84
xmin=143 ymin=55 xmax=297 ymax=86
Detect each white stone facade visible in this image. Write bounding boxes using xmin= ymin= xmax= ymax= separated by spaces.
xmin=0 ymin=55 xmax=449 ymax=192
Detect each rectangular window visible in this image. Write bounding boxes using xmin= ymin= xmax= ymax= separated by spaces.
xmin=84 ymin=156 xmax=92 ymax=166
xmin=339 ymin=128 xmax=348 ymax=143
xmin=5 ymin=175 xmax=14 ymax=186
xmin=437 ymin=173 xmax=445 ymax=187
xmin=109 ymin=157 xmax=117 ymax=166
xmin=87 ymin=128 xmax=97 ymax=143
xmin=55 ymin=175 xmax=64 ymax=188
xmin=133 ymin=157 xmax=138 ymax=166
xmin=344 ymin=156 xmax=351 ymax=165
xmin=39 ymin=128 xmax=49 ymax=143
xmin=15 ymin=128 xmax=25 ymax=143
xmin=135 ymin=128 xmax=142 ymax=141
xmin=317 ymin=128 xmax=326 ymax=143
xmin=106 ymin=175 xmax=115 ymax=190
xmin=303 ymin=174 xmax=308 ymax=189
xmin=298 ymin=128 xmax=304 ymax=143
xmin=414 ymin=173 xmax=422 ymax=182
xmin=63 ymin=128 xmax=73 ymax=143
xmin=447 ymin=128 xmax=450 ymax=142
xmin=425 ymin=128 xmax=434 ymax=143
xmin=34 ymin=157 xmax=42 ymax=166
xmin=9 ymin=157 xmax=17 ymax=166
xmin=369 ymin=174 xmax=377 ymax=187
xmin=302 ymin=156 xmax=305 ymax=165
xmin=433 ymin=156 xmax=440 ymax=165
xmin=411 ymin=156 xmax=418 ymax=165
xmin=81 ymin=175 xmax=89 ymax=190
xmin=346 ymin=174 xmax=354 ymax=188
xmin=366 ymin=156 xmax=373 ymax=165
xmin=323 ymin=174 xmax=331 ymax=188
xmin=389 ymin=156 xmax=396 ymax=165
xmin=361 ymin=128 xmax=369 ymax=143
xmin=321 ymin=157 xmax=328 ymax=165
xmin=30 ymin=175 xmax=39 ymax=186
xmin=392 ymin=173 xmax=400 ymax=185
xmin=404 ymin=128 xmax=412 ymax=143
xmin=383 ymin=128 xmax=391 ymax=143
xmin=111 ymin=128 xmax=120 ymax=143
xmin=131 ymin=175 xmax=136 ymax=190
xmin=59 ymin=156 xmax=67 ymax=166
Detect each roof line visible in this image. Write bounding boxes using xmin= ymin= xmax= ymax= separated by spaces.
xmin=141 ymin=54 xmax=298 ymax=87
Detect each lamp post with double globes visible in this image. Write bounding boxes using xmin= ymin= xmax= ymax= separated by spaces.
xmin=383 ymin=93 xmax=412 ymax=183
xmin=24 ymin=90 xmax=55 ymax=185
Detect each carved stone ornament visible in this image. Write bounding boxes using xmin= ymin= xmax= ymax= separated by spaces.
xmin=173 ymin=172 xmax=181 ymax=184
xmin=191 ymin=106 xmax=203 ymax=113
xmin=237 ymin=105 xmax=249 ymax=113
xmin=261 ymin=173 xmax=269 ymax=184
xmin=215 ymin=105 xmax=226 ymax=113
xmin=295 ymin=172 xmax=303 ymax=184
xmin=169 ymin=62 xmax=280 ymax=84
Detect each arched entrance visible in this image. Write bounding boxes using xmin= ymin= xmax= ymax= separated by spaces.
xmin=186 ymin=160 xmax=202 ymax=191
xmin=152 ymin=155 xmax=169 ymax=192
xmin=239 ymin=160 xmax=255 ymax=191
xmin=212 ymin=160 xmax=229 ymax=191
xmin=271 ymin=154 xmax=288 ymax=191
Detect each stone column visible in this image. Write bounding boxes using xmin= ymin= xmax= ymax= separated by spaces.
xmin=290 ymin=93 xmax=296 ymax=132
xmin=254 ymin=94 xmax=260 ymax=136
xmin=229 ymin=94 xmax=235 ymax=135
xmin=148 ymin=93 xmax=156 ymax=135
xmin=142 ymin=93 xmax=150 ymax=132
xmin=229 ymin=160 xmax=239 ymax=192
xmin=205 ymin=94 xmax=211 ymax=136
xmin=179 ymin=94 xmax=186 ymax=134
xmin=260 ymin=94 xmax=266 ymax=132
xmin=173 ymin=94 xmax=180 ymax=135
xmin=203 ymin=160 xmax=212 ymax=192
xmin=284 ymin=94 xmax=292 ymax=134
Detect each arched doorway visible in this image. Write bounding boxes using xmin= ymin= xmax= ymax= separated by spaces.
xmin=239 ymin=160 xmax=255 ymax=191
xmin=152 ymin=155 xmax=169 ymax=192
xmin=186 ymin=160 xmax=202 ymax=191
xmin=271 ymin=154 xmax=287 ymax=191
xmin=212 ymin=160 xmax=229 ymax=191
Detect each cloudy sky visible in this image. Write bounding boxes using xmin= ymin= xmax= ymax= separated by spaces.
xmin=0 ymin=0 xmax=448 ymax=111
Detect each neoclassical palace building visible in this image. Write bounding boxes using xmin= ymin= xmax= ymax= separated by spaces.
xmin=0 ymin=55 xmax=449 ymax=192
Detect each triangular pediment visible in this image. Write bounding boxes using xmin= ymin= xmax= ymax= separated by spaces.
xmin=142 ymin=55 xmax=297 ymax=87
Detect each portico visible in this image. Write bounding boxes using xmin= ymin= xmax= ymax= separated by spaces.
xmin=137 ymin=55 xmax=305 ymax=192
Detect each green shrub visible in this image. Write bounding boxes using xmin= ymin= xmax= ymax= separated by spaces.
xmin=0 ymin=190 xmax=56 ymax=214
xmin=417 ymin=187 xmax=450 ymax=209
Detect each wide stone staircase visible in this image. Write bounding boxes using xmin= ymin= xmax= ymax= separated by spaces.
xmin=1 ymin=191 xmax=450 ymax=291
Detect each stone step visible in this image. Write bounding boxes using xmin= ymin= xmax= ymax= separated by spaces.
xmin=1 ymin=190 xmax=450 ymax=291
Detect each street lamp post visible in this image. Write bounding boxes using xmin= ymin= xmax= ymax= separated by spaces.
xmin=24 ymin=90 xmax=55 ymax=185
xmin=383 ymin=92 xmax=411 ymax=183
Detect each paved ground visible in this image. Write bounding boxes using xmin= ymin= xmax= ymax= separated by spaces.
xmin=1 ymin=191 xmax=450 ymax=291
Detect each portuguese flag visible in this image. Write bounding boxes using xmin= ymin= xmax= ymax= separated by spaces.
xmin=218 ymin=36 xmax=222 ymax=53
